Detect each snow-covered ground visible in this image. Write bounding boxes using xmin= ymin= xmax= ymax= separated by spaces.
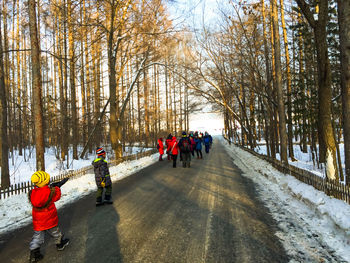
xmin=6 ymin=146 xmax=152 ymax=185
xmin=254 ymin=142 xmax=329 ymax=178
xmin=1 ymin=137 xmax=350 ymax=262
xmin=220 ymin=137 xmax=350 ymax=262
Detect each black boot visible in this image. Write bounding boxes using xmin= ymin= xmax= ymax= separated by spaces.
xmin=56 ymin=237 xmax=70 ymax=251
xmin=104 ymin=195 xmax=113 ymax=204
xmin=29 ymin=248 xmax=43 ymax=262
xmin=96 ymin=196 xmax=104 ymax=206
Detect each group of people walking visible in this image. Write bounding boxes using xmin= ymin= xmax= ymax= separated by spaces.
xmin=157 ymin=131 xmax=213 ymax=168
xmin=27 ymin=134 xmax=212 ymax=262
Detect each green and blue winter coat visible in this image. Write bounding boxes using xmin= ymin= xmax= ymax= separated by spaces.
xmin=92 ymin=157 xmax=112 ymax=187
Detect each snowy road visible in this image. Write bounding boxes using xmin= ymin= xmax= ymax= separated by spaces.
xmin=1 ymin=139 xmax=288 ymax=263
xmin=0 ymin=139 xmax=348 ymax=262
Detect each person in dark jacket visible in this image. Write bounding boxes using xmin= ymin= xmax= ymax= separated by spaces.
xmin=178 ymin=131 xmax=192 ymax=168
xmin=194 ymin=134 xmax=203 ymax=159
xmin=29 ymin=171 xmax=69 ymax=262
xmin=204 ymin=132 xmax=211 ymax=154
xmin=93 ymin=147 xmax=113 ymax=206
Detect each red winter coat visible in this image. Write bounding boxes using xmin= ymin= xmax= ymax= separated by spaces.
xmin=30 ymin=185 xmax=61 ymax=231
xmin=157 ymin=139 xmax=164 ymax=155
xmin=166 ymin=139 xmax=172 ymax=153
xmin=190 ymin=137 xmax=196 ymax=151
xmin=170 ymin=137 xmax=179 ymax=155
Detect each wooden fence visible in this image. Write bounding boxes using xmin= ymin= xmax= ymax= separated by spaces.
xmin=0 ymin=149 xmax=157 ymax=200
xmin=223 ymin=136 xmax=350 ymax=204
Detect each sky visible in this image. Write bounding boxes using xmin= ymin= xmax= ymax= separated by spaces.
xmin=189 ymin=111 xmax=224 ymax=135
xmin=1 ymin=136 xmax=350 ymax=262
xmin=167 ymin=0 xmax=221 ymax=29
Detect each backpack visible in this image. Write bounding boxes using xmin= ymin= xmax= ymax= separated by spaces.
xmin=180 ymin=139 xmax=191 ymax=153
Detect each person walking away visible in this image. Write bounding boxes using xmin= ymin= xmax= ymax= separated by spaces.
xmin=204 ymin=132 xmax=211 ymax=154
xmin=194 ymin=134 xmax=203 ymax=159
xmin=189 ymin=134 xmax=196 ymax=157
xmin=93 ymin=147 xmax=113 ymax=206
xmin=157 ymin=138 xmax=164 ymax=161
xmin=28 ymin=171 xmax=70 ymax=262
xmin=170 ymin=136 xmax=179 ymax=168
xmin=165 ymin=134 xmax=173 ymax=161
xmin=178 ymin=131 xmax=192 ymax=168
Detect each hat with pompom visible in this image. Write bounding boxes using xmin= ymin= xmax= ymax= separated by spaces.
xmin=96 ymin=147 xmax=106 ymax=156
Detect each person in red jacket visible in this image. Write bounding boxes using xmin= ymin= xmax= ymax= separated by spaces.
xmin=170 ymin=136 xmax=179 ymax=168
xmin=157 ymin=138 xmax=164 ymax=161
xmin=28 ymin=171 xmax=69 ymax=262
xmin=165 ymin=134 xmax=173 ymax=161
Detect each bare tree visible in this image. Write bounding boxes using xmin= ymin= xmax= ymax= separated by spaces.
xmin=296 ymin=0 xmax=338 ymax=180
xmin=0 ymin=8 xmax=9 ymax=188
xmin=338 ymin=0 xmax=350 ymax=184
xmin=28 ymin=0 xmax=45 ymax=170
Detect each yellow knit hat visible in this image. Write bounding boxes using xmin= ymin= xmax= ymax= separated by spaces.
xmin=31 ymin=171 xmax=50 ymax=187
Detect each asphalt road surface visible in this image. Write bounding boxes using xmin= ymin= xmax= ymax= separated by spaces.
xmin=0 ymin=139 xmax=289 ymax=263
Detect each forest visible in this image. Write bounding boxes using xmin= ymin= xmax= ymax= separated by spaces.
xmin=0 ymin=0 xmax=349 ymax=189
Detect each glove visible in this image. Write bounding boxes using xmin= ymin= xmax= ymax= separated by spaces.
xmin=100 ymin=178 xmax=106 ymax=188
xmin=50 ymin=177 xmax=69 ymax=188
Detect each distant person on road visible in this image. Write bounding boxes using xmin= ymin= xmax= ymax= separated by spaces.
xmin=165 ymin=134 xmax=173 ymax=161
xmin=157 ymin=138 xmax=164 ymax=161
xmin=204 ymin=132 xmax=211 ymax=154
xmin=170 ymin=136 xmax=179 ymax=168
xmin=28 ymin=171 xmax=70 ymax=262
xmin=189 ymin=133 xmax=196 ymax=157
xmin=178 ymin=131 xmax=192 ymax=168
xmin=194 ymin=134 xmax=203 ymax=159
xmin=93 ymin=147 xmax=113 ymax=206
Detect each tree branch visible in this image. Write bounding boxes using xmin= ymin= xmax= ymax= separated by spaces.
xmin=295 ymin=0 xmax=317 ymax=28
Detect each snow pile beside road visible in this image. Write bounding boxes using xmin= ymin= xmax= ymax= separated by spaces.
xmin=220 ymin=137 xmax=350 ymax=262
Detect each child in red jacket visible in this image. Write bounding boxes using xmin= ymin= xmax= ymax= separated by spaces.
xmin=28 ymin=171 xmax=69 ymax=262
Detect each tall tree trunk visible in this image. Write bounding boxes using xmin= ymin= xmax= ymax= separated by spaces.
xmin=338 ymin=0 xmax=350 ymax=184
xmin=165 ymin=59 xmax=169 ymax=131
xmin=28 ymin=0 xmax=45 ymax=170
xmin=143 ymin=65 xmax=149 ymax=146
xmin=270 ymin=0 xmax=288 ymax=163
xmin=0 ymin=9 xmax=9 ymax=188
xmin=107 ymin=2 xmax=119 ymax=158
xmin=297 ymin=0 xmax=338 ymax=180
xmin=83 ymin=1 xmax=92 ymax=153
xmin=63 ymin=0 xmax=69 ymax=167
xmin=280 ymin=0 xmax=294 ymax=160
xmin=16 ymin=0 xmax=23 ymax=156
xmin=297 ymin=11 xmax=308 ymax=153
xmin=68 ymin=0 xmax=78 ymax=159
xmin=137 ymin=60 xmax=142 ymax=141
xmin=80 ymin=0 xmax=87 ymax=148
xmin=58 ymin=1 xmax=67 ymax=161
xmin=261 ymin=0 xmax=274 ymax=157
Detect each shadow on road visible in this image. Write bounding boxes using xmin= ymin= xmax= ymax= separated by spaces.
xmin=84 ymin=204 xmax=122 ymax=263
